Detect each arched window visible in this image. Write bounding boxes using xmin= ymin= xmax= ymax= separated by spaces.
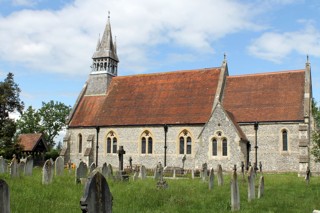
xmin=212 ymin=138 xmax=217 ymax=156
xmin=282 ymin=130 xmax=288 ymax=151
xmin=148 ymin=137 xmax=153 ymax=154
xmin=106 ymin=131 xmax=117 ymax=154
xmin=141 ymin=131 xmax=153 ymax=154
xmin=78 ymin=134 xmax=82 ymax=153
xmin=222 ymin=139 xmax=228 ymax=156
xmin=178 ymin=130 xmax=192 ymax=155
xmin=141 ymin=137 xmax=146 ymax=154
xmin=112 ymin=138 xmax=117 ymax=153
xmin=179 ymin=137 xmax=184 ymax=154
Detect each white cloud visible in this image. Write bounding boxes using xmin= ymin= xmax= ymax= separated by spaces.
xmin=248 ymin=22 xmax=320 ymax=62
xmin=0 ymin=0 xmax=261 ymax=76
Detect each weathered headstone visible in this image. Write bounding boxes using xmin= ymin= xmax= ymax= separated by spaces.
xmin=117 ymin=146 xmax=125 ymax=171
xmin=217 ymin=164 xmax=223 ymax=186
xmin=0 ymin=179 xmax=10 ymax=213
xmin=25 ymin=155 xmax=33 ymax=176
xmin=202 ymin=163 xmax=208 ymax=181
xmin=208 ymin=168 xmax=214 ymax=190
xmin=258 ymin=175 xmax=264 ymax=199
xmin=55 ymin=156 xmax=64 ymax=176
xmin=101 ymin=162 xmax=108 ymax=178
xmin=18 ymin=161 xmax=26 ymax=176
xmin=231 ymin=168 xmax=240 ymax=211
xmin=107 ymin=164 xmax=113 ymax=179
xmin=80 ymin=171 xmax=112 ymax=213
xmin=191 ymin=169 xmax=195 ymax=179
xmin=89 ymin=162 xmax=96 ymax=174
xmin=305 ymin=166 xmax=311 ymax=185
xmin=139 ymin=165 xmax=146 ymax=180
xmin=133 ymin=166 xmax=139 ymax=181
xmin=42 ymin=159 xmax=53 ymax=185
xmin=156 ymin=162 xmax=168 ymax=189
xmin=0 ymin=156 xmax=6 ymax=174
xmin=9 ymin=156 xmax=18 ymax=178
xmin=76 ymin=161 xmax=88 ymax=184
xmin=247 ymin=166 xmax=255 ymax=202
xmin=154 ymin=163 xmax=161 ymax=180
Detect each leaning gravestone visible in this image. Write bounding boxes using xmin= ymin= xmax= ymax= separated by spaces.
xmin=25 ymin=156 xmax=33 ymax=176
xmin=0 ymin=156 xmax=6 ymax=174
xmin=76 ymin=161 xmax=88 ymax=184
xmin=101 ymin=162 xmax=108 ymax=178
xmin=217 ymin=164 xmax=223 ymax=186
xmin=18 ymin=161 xmax=26 ymax=176
xmin=258 ymin=176 xmax=264 ymax=199
xmin=139 ymin=165 xmax=146 ymax=180
xmin=208 ymin=168 xmax=214 ymax=190
xmin=80 ymin=171 xmax=112 ymax=213
xmin=55 ymin=156 xmax=64 ymax=176
xmin=42 ymin=159 xmax=53 ymax=185
xmin=247 ymin=166 xmax=255 ymax=202
xmin=89 ymin=162 xmax=96 ymax=174
xmin=0 ymin=179 xmax=10 ymax=213
xmin=9 ymin=157 xmax=19 ymax=178
xmin=231 ymin=168 xmax=240 ymax=211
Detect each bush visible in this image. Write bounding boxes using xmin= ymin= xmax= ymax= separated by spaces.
xmin=45 ymin=149 xmax=60 ymax=161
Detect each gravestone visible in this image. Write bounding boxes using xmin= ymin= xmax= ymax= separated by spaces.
xmin=154 ymin=163 xmax=161 ymax=180
xmin=0 ymin=156 xmax=6 ymax=174
xmin=139 ymin=165 xmax=146 ymax=180
xmin=0 ymin=179 xmax=10 ymax=213
xmin=247 ymin=166 xmax=255 ymax=202
xmin=25 ymin=156 xmax=33 ymax=176
xmin=107 ymin=164 xmax=113 ymax=179
xmin=156 ymin=162 xmax=168 ymax=189
xmin=208 ymin=168 xmax=214 ymax=190
xmin=80 ymin=171 xmax=112 ymax=213
xmin=305 ymin=166 xmax=311 ymax=185
xmin=173 ymin=169 xmax=176 ymax=179
xmin=9 ymin=156 xmax=18 ymax=178
xmin=133 ymin=166 xmax=139 ymax=181
xmin=101 ymin=162 xmax=108 ymax=178
xmin=117 ymin=146 xmax=128 ymax=180
xmin=258 ymin=175 xmax=264 ymax=199
xmin=231 ymin=168 xmax=240 ymax=211
xmin=191 ymin=169 xmax=195 ymax=179
xmin=89 ymin=162 xmax=96 ymax=174
xmin=217 ymin=164 xmax=223 ymax=186
xmin=18 ymin=161 xmax=26 ymax=176
xmin=55 ymin=156 xmax=64 ymax=176
xmin=240 ymin=161 xmax=244 ymax=179
xmin=76 ymin=161 xmax=88 ymax=184
xmin=42 ymin=159 xmax=54 ymax=185
xmin=202 ymin=163 xmax=208 ymax=181
xmin=128 ymin=157 xmax=132 ymax=170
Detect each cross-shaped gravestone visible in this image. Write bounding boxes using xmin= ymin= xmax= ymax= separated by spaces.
xmin=117 ymin=146 xmax=126 ymax=171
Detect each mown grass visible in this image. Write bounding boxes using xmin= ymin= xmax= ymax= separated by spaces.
xmin=1 ymin=169 xmax=320 ymax=213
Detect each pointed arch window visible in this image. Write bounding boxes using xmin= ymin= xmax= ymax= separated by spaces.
xmin=282 ymin=130 xmax=288 ymax=151
xmin=178 ymin=130 xmax=192 ymax=155
xmin=106 ymin=131 xmax=117 ymax=154
xmin=78 ymin=134 xmax=82 ymax=153
xmin=222 ymin=139 xmax=228 ymax=156
xmin=212 ymin=138 xmax=217 ymax=156
xmin=141 ymin=131 xmax=153 ymax=154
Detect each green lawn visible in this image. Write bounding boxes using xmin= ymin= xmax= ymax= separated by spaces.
xmin=1 ymin=169 xmax=320 ymax=213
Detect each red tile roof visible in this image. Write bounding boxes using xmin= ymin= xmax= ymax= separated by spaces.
xmin=69 ymin=68 xmax=221 ymax=127
xmin=223 ymin=70 xmax=305 ymax=122
xmin=18 ymin=133 xmax=44 ymax=151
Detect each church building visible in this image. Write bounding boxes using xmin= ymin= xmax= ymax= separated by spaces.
xmin=61 ymin=16 xmax=315 ymax=175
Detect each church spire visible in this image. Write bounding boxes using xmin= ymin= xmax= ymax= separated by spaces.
xmin=91 ymin=12 xmax=119 ymax=76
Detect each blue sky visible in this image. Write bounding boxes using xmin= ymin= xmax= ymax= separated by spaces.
xmin=0 ymin=0 xmax=320 ymax=113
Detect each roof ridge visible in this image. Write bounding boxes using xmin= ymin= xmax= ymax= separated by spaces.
xmin=229 ymin=69 xmax=304 ymax=78
xmin=115 ymin=67 xmax=221 ymax=78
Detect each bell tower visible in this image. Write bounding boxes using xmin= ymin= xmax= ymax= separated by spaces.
xmin=85 ymin=13 xmax=119 ymax=95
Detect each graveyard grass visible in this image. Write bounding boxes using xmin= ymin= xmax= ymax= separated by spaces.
xmin=1 ymin=169 xmax=320 ymax=213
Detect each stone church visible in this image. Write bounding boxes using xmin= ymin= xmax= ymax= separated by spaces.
xmin=60 ymin=16 xmax=315 ymax=175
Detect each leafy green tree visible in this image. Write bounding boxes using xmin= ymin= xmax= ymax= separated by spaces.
xmin=17 ymin=101 xmax=71 ymax=150
xmin=311 ymin=98 xmax=320 ymax=162
xmin=0 ymin=73 xmax=24 ymax=158
xmin=312 ymin=98 xmax=320 ymax=128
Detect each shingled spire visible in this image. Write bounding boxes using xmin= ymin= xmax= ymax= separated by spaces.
xmin=91 ymin=12 xmax=119 ymax=76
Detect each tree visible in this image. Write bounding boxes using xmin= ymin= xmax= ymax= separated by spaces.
xmin=17 ymin=100 xmax=71 ymax=150
xmin=311 ymin=98 xmax=320 ymax=162
xmin=312 ymin=98 xmax=320 ymax=128
xmin=0 ymin=73 xmax=24 ymax=158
